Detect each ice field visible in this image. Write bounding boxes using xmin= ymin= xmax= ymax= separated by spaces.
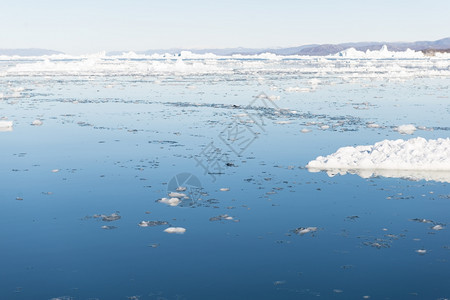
xmin=1 ymin=47 xmax=450 ymax=299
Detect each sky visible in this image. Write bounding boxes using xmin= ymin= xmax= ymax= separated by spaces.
xmin=1 ymin=0 xmax=449 ymax=54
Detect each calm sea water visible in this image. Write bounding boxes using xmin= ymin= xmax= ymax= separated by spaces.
xmin=1 ymin=69 xmax=449 ymax=300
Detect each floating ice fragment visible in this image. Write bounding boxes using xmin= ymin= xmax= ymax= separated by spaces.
xmin=168 ymin=192 xmax=186 ymax=198
xmin=101 ymin=225 xmax=117 ymax=230
xmin=164 ymin=227 xmax=186 ymax=234
xmin=209 ymin=214 xmax=233 ymax=221
xmin=395 ymin=124 xmax=416 ymax=135
xmin=431 ymin=224 xmax=444 ymax=231
xmin=293 ymin=227 xmax=318 ymax=235
xmin=51 ymin=169 xmax=60 ymax=173
xmin=0 ymin=120 xmax=13 ymax=127
xmin=32 ymin=119 xmax=43 ymax=126
xmin=176 ymin=186 xmax=187 ymax=191
xmin=101 ymin=213 xmax=121 ymax=222
xmin=219 ymin=188 xmax=230 ymax=192
xmin=367 ymin=123 xmax=380 ymax=128
xmin=307 ymin=137 xmax=450 ymax=183
xmin=300 ymin=129 xmax=311 ymax=133
xmin=138 ymin=221 xmax=168 ymax=227
xmin=416 ymin=249 xmax=427 ymax=255
xmin=159 ymin=197 xmax=181 ymax=207
xmin=411 ymin=218 xmax=434 ymax=224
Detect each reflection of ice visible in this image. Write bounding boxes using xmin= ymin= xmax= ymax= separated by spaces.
xmin=308 ymin=167 xmax=450 ymax=183
xmin=0 ymin=126 xmax=13 ymax=132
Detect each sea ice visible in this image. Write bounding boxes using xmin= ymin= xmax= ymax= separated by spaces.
xmin=307 ymin=137 xmax=450 ymax=182
xmin=159 ymin=197 xmax=181 ymax=207
xmin=168 ymin=192 xmax=186 ymax=198
xmin=396 ymin=124 xmax=416 ymax=135
xmin=32 ymin=119 xmax=43 ymax=126
xmin=0 ymin=120 xmax=13 ymax=128
xmin=164 ymin=227 xmax=186 ymax=234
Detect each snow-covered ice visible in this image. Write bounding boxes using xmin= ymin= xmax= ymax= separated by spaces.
xmin=396 ymin=124 xmax=417 ymax=135
xmin=307 ymin=137 xmax=450 ymax=182
xmin=159 ymin=197 xmax=181 ymax=207
xmin=164 ymin=227 xmax=186 ymax=234
xmin=0 ymin=120 xmax=13 ymax=128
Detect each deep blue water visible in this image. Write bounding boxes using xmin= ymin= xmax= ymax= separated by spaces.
xmin=1 ymin=75 xmax=449 ymax=300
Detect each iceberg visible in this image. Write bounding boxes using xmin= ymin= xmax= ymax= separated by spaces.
xmin=307 ymin=137 xmax=450 ymax=182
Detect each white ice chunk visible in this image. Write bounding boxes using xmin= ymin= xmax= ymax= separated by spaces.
xmin=396 ymin=124 xmax=416 ymax=135
xmin=159 ymin=197 xmax=181 ymax=207
xmin=168 ymin=192 xmax=186 ymax=198
xmin=0 ymin=120 xmax=13 ymax=128
xmin=32 ymin=119 xmax=43 ymax=126
xmin=307 ymin=137 xmax=450 ymax=182
xmin=164 ymin=227 xmax=186 ymax=234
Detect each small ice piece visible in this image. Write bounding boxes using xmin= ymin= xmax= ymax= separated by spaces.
xmin=320 ymin=125 xmax=330 ymax=130
xmin=431 ymin=224 xmax=444 ymax=231
xmin=416 ymin=249 xmax=427 ymax=255
xmin=396 ymin=124 xmax=416 ymax=135
xmin=176 ymin=186 xmax=187 ymax=191
xmin=220 ymin=188 xmax=230 ymax=192
xmin=32 ymin=119 xmax=43 ymax=126
xmin=164 ymin=227 xmax=186 ymax=234
xmin=0 ymin=120 xmax=13 ymax=128
xmin=168 ymin=192 xmax=186 ymax=198
xmin=159 ymin=197 xmax=181 ymax=207
xmin=51 ymin=169 xmax=59 ymax=173
xmin=101 ymin=225 xmax=117 ymax=230
xmin=268 ymin=95 xmax=280 ymax=101
xmin=293 ymin=227 xmax=318 ymax=235
xmin=209 ymin=214 xmax=233 ymax=221
xmin=0 ymin=120 xmax=13 ymax=131
xmin=411 ymin=218 xmax=434 ymax=224
xmin=102 ymin=213 xmax=121 ymax=222
xmin=275 ymin=121 xmax=291 ymax=124
xmin=300 ymin=129 xmax=311 ymax=133
xmin=139 ymin=220 xmax=168 ymax=227
xmin=367 ymin=123 xmax=380 ymax=128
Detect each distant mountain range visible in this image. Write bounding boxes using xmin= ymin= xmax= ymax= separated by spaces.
xmin=1 ymin=37 xmax=450 ymax=57
xmin=111 ymin=37 xmax=450 ymax=56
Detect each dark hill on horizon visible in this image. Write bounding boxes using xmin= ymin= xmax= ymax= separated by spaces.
xmin=2 ymin=37 xmax=449 ymax=56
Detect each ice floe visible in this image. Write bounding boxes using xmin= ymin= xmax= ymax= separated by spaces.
xmin=2 ymin=48 xmax=449 ymax=80
xmin=164 ymin=227 xmax=186 ymax=234
xmin=293 ymin=227 xmax=318 ymax=236
xmin=138 ymin=221 xmax=169 ymax=227
xmin=395 ymin=124 xmax=416 ymax=135
xmin=31 ymin=119 xmax=43 ymax=126
xmin=0 ymin=120 xmax=13 ymax=130
xmin=159 ymin=197 xmax=181 ymax=207
xmin=307 ymin=137 xmax=450 ymax=182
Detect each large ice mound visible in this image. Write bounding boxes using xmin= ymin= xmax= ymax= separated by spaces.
xmin=307 ymin=137 xmax=450 ymax=182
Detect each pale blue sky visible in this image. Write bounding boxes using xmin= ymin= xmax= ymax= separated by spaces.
xmin=1 ymin=0 xmax=449 ymax=54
